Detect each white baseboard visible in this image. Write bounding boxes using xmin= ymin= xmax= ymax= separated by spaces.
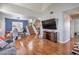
xmin=58 ymin=39 xmax=70 ymax=43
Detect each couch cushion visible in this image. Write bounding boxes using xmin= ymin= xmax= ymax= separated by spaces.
xmin=0 ymin=47 xmax=16 ymax=55
xmin=0 ymin=36 xmax=5 ymax=40
xmin=6 ymin=42 xmax=15 ymax=48
xmin=0 ymin=40 xmax=8 ymax=48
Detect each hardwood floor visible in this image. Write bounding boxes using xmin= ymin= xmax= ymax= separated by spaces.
xmin=15 ymin=35 xmax=76 ymax=55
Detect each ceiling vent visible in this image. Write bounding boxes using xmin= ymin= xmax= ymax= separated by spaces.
xmin=50 ymin=11 xmax=53 ymax=14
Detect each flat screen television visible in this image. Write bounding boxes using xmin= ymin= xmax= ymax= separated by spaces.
xmin=42 ymin=19 xmax=57 ymax=29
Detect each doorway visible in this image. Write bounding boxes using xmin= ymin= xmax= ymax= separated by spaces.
xmin=71 ymin=14 xmax=79 ymax=42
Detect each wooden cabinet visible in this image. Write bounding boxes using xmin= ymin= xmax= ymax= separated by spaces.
xmin=43 ymin=31 xmax=57 ymax=43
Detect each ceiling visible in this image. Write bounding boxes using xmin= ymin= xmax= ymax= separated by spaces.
xmin=0 ymin=3 xmax=54 ymax=19
xmin=64 ymin=7 xmax=79 ymax=15
xmin=11 ymin=3 xmax=52 ymax=12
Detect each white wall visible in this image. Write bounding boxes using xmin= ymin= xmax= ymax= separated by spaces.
xmin=64 ymin=14 xmax=71 ymax=43
xmin=0 ymin=12 xmax=4 ymax=36
xmin=70 ymin=19 xmax=75 ymax=38
xmin=74 ymin=18 xmax=79 ymax=33
xmin=39 ymin=3 xmax=79 ymax=43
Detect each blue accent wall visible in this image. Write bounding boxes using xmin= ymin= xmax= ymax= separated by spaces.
xmin=5 ymin=19 xmax=12 ymax=32
xmin=5 ymin=18 xmax=28 ymax=32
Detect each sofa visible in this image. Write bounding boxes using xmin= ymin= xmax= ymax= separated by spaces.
xmin=0 ymin=40 xmax=16 ymax=55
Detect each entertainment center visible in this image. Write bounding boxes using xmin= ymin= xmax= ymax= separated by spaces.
xmin=42 ymin=18 xmax=58 ymax=43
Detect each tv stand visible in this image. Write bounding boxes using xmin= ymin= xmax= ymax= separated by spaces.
xmin=43 ymin=29 xmax=58 ymax=43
